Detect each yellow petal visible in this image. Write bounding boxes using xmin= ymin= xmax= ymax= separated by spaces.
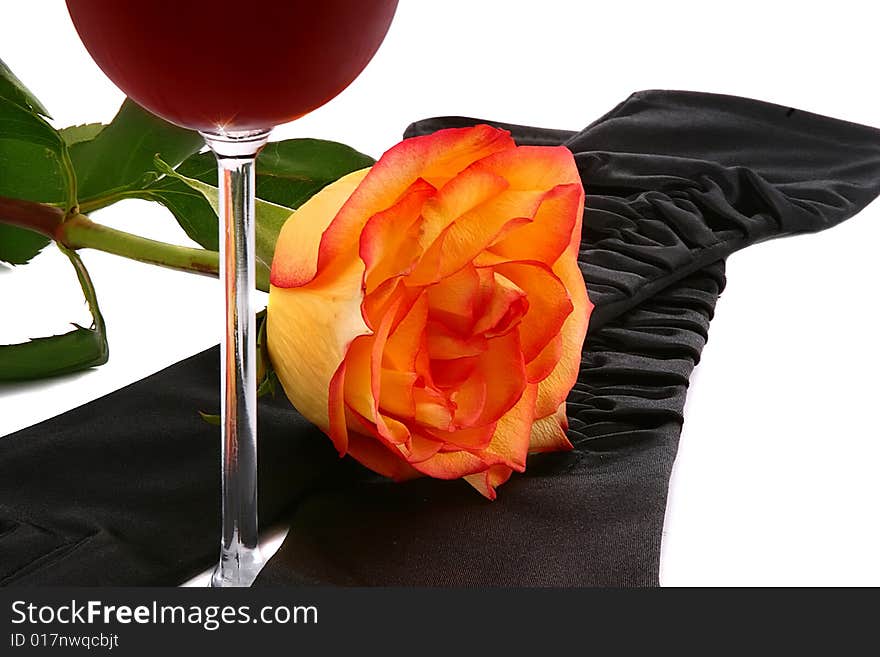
xmin=463 ymin=465 xmax=514 ymax=500
xmin=528 ymin=402 xmax=574 ymax=453
xmin=267 ymin=260 xmax=368 ymax=432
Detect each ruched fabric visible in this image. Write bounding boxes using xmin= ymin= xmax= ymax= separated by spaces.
xmin=1 ymin=91 xmax=879 ymax=586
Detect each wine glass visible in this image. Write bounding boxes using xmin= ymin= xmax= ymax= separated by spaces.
xmin=66 ymin=0 xmax=399 ymax=587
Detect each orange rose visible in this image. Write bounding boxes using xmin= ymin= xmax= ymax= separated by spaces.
xmin=267 ymin=125 xmax=591 ymax=499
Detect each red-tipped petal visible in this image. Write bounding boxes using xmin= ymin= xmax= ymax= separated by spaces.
xmin=476 ymin=145 xmax=581 ymax=191
xmin=360 ymin=178 xmax=435 ymax=294
xmin=409 ymin=191 xmax=544 ymax=286
xmin=535 ymin=254 xmax=592 ymax=417
xmin=346 ymin=431 xmax=422 ymax=482
xmin=432 ymin=354 xmax=479 ymax=390
xmin=418 ymin=165 xmax=509 ymax=249
xmin=271 ymin=169 xmax=370 ymax=289
xmin=316 ymin=126 xmax=515 ymax=282
xmin=327 ymin=360 xmax=349 ymax=455
xmin=489 ymin=182 xmax=583 ymax=265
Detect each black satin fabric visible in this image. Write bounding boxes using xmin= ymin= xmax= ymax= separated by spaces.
xmin=2 ymin=91 xmax=879 ymax=586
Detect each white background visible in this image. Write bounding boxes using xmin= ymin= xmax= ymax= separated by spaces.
xmin=1 ymin=1 xmax=879 ymax=586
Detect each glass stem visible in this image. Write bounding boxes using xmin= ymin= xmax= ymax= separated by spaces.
xmin=202 ymin=129 xmax=270 ymax=587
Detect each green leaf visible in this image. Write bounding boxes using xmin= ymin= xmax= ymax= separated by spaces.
xmin=0 ymin=88 xmax=74 ymax=265
xmin=142 ymin=140 xmax=373 ymax=288
xmin=141 ymin=152 xmax=219 ymax=250
xmin=59 ymin=122 xmax=105 ymax=146
xmin=0 ymin=224 xmax=50 ymax=265
xmin=0 ymin=325 xmax=107 ymax=381
xmin=256 ymin=308 xmax=278 ymax=399
xmin=153 ymin=157 xmax=292 ymax=291
xmin=0 ymin=246 xmax=108 ymax=381
xmin=255 ymin=139 xmax=374 ymax=209
xmin=0 ymin=57 xmax=51 ymax=117
xmin=198 ymin=411 xmax=221 ymax=427
xmin=0 ymin=97 xmax=73 ymax=204
xmin=71 ymin=99 xmax=203 ymax=207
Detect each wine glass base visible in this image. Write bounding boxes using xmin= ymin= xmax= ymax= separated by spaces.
xmin=210 ymin=545 xmax=266 ymax=588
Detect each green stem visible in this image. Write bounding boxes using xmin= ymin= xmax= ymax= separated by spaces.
xmin=58 ymin=243 xmax=106 ymax=335
xmin=0 ymin=194 xmax=218 ymax=277
xmin=59 ymin=213 xmax=219 ymax=278
xmin=0 ymin=196 xmax=285 ymax=289
xmin=78 ymin=188 xmax=147 ymax=214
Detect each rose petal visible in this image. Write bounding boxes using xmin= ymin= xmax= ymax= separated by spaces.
xmin=425 ymin=422 xmax=497 ymax=451
xmin=446 ymin=361 xmax=486 ymax=426
xmin=362 ymin=278 xmax=426 ymax=338
xmin=475 ymin=382 xmax=538 ymax=471
xmin=491 ymin=261 xmax=572 ymax=362
xmin=408 ymin=190 xmax=544 ymax=286
xmin=409 ymin=449 xmax=489 ymax=480
xmin=400 ymin=433 xmax=444 ymax=463
xmin=535 ymin=254 xmax=592 ymax=417
xmin=369 ymin=298 xmax=414 ymax=444
xmin=342 ymin=335 xmax=379 ymax=426
xmin=475 ymin=145 xmax=582 ymax=191
xmin=489 ymin=182 xmax=584 ymax=265
xmin=431 ymin=355 xmax=479 ymax=390
xmin=528 ymin=402 xmax=574 ymax=453
xmin=471 ymin=271 xmax=528 ymax=337
xmin=464 ymin=465 xmax=514 ymax=500
xmin=417 ymin=165 xmax=509 ymax=250
xmin=360 ymin=178 xmax=435 ymax=294
xmin=451 ymin=330 xmax=526 ymax=427
xmin=316 ymin=126 xmax=515 ymax=283
xmin=382 ymin=293 xmax=429 ymax=372
xmin=270 ymin=168 xmax=370 ymax=289
xmin=346 ymin=431 xmax=422 ymax=481
xmin=267 ymin=260 xmax=368 ymax=434
xmin=360 ymin=277 xmax=400 ymax=330
xmin=427 ymin=322 xmax=488 ymax=359
xmin=347 ymin=405 xmax=409 ymax=449
xmin=525 ymin=333 xmax=564 ymax=384
xmin=337 ymin=330 xmax=411 ymax=446
xmin=377 ymin=369 xmax=418 ymax=418
xmin=411 ymin=381 xmax=455 ymax=431
xmin=426 ymin=264 xmax=481 ymax=335
xmin=327 ymin=360 xmax=349 ymax=455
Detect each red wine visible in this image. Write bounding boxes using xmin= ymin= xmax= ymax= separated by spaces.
xmin=66 ymin=0 xmax=398 ymax=132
